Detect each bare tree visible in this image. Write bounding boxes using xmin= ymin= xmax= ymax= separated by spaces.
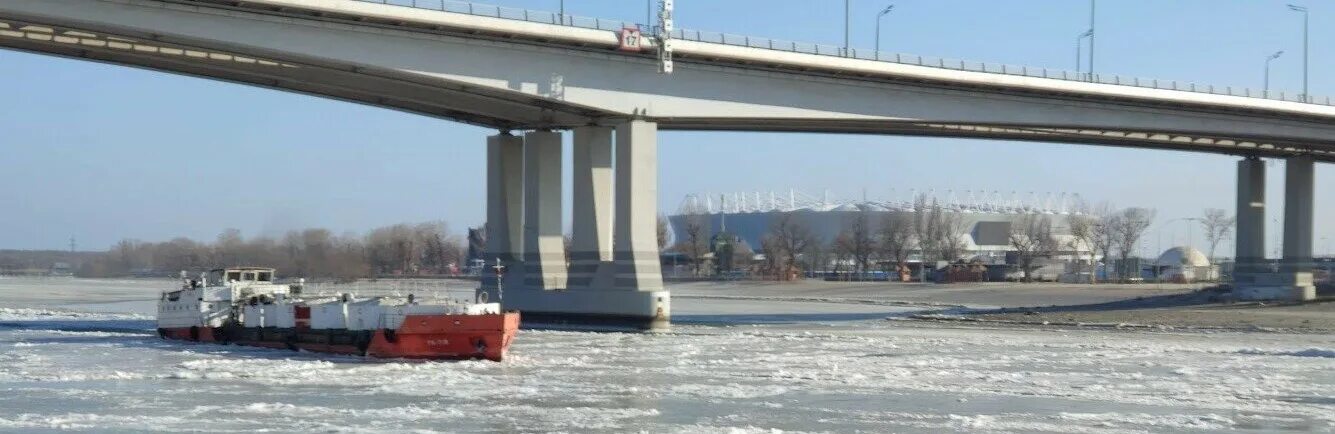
xmin=878 ymin=212 xmax=914 ymax=276
xmin=413 ymin=221 xmax=464 ymax=275
xmin=1114 ymin=207 xmax=1156 ymax=280
xmin=934 ymin=210 xmax=968 ymax=263
xmin=656 ymin=214 xmax=670 ymax=251
xmin=1009 ymin=214 xmax=1058 ymax=281
xmin=1089 ymin=203 xmax=1118 ymax=282
xmin=758 ymin=235 xmax=784 ymax=279
xmin=833 ymin=212 xmax=876 ymax=273
xmin=911 ymin=194 xmax=938 ymax=263
xmin=214 ymin=228 xmax=244 ymax=266
xmin=829 ymin=236 xmax=852 ymax=275
xmin=765 ymin=212 xmax=815 ymax=279
xmin=1066 ymin=214 xmax=1095 ymax=283
xmin=671 ymin=203 xmax=711 ymax=276
xmin=1199 ymin=208 xmax=1235 ymax=261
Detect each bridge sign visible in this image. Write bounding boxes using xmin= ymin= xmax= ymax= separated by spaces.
xmin=618 ymin=27 xmax=643 ymax=52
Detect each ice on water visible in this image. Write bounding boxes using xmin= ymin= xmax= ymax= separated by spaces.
xmin=0 ymin=278 xmax=1332 ymax=433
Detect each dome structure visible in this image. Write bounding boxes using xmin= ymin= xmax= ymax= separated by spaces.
xmin=1155 ymin=246 xmax=1210 ymax=267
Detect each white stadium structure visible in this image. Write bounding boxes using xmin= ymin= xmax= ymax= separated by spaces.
xmin=668 ymin=189 xmax=1095 ymax=264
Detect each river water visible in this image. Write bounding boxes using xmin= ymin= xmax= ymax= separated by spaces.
xmin=0 ymin=278 xmax=1332 ymax=433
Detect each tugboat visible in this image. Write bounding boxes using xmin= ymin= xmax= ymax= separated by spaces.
xmin=156 ymin=267 xmax=519 ymax=361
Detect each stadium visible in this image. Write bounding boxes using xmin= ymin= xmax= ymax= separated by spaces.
xmin=667 ymin=189 xmax=1094 ymax=266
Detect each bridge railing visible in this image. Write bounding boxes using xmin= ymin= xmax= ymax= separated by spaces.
xmin=366 ymin=0 xmax=638 ymax=31
xmin=355 ymin=0 xmax=1332 ymax=107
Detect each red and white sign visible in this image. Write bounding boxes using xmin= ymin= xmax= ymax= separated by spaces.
xmin=618 ymin=27 xmax=643 ymax=52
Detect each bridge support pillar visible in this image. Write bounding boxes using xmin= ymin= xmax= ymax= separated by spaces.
xmin=1233 ymin=156 xmax=1316 ymax=301
xmin=613 ymin=120 xmax=666 ymax=293
xmin=483 ymin=123 xmax=669 ymax=331
xmin=569 ymin=126 xmax=615 ymax=289
xmin=1234 ymin=157 xmax=1266 ymax=274
xmin=1282 ymin=156 xmax=1315 ymax=273
xmin=481 ymin=133 xmax=523 ymax=291
xmin=521 ymin=130 xmax=567 ymax=290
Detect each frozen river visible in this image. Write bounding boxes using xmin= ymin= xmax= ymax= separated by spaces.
xmin=0 ymin=278 xmax=1332 ymax=433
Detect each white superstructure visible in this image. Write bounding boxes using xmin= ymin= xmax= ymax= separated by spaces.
xmin=157 ymin=267 xmax=501 ymax=331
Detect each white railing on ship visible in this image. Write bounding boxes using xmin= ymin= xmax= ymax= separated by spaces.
xmin=353 ymin=0 xmax=1331 ymax=107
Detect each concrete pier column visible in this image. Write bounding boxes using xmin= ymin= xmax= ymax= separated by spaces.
xmin=569 ymin=126 xmax=615 ymax=289
xmin=494 ymin=123 xmax=670 ymax=330
xmin=1234 ymin=156 xmax=1316 ymax=301
xmin=521 ymin=130 xmax=567 ymax=290
xmin=1282 ymin=156 xmax=1315 ymax=273
xmin=482 ymin=133 xmax=524 ymax=290
xmin=613 ymin=120 xmax=664 ymax=291
xmin=1235 ymin=157 xmax=1267 ymax=274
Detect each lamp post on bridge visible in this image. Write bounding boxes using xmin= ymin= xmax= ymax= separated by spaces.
xmin=1265 ymin=50 xmax=1284 ymax=98
xmin=1087 ymin=0 xmax=1096 ymax=76
xmin=1075 ymin=29 xmax=1093 ymax=77
xmin=844 ymin=0 xmax=851 ymax=57
xmin=874 ymin=4 xmax=895 ymax=59
xmin=1287 ymin=4 xmax=1308 ymax=102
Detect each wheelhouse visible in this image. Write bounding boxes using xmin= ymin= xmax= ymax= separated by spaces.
xmin=209 ymin=267 xmax=276 ymax=284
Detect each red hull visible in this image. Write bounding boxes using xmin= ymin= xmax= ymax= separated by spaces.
xmin=160 ymin=312 xmax=520 ymax=362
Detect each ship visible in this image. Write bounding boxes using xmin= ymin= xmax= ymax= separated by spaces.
xmin=156 ymin=267 xmax=519 ymax=361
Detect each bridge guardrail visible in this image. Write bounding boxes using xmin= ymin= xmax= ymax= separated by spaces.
xmin=357 ymin=0 xmax=1331 ymax=107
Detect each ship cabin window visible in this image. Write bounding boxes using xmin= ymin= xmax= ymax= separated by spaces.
xmin=257 ymin=271 xmax=272 ymax=282
xmin=227 ymin=271 xmax=242 ymax=282
xmin=243 ymin=272 xmax=256 ymax=281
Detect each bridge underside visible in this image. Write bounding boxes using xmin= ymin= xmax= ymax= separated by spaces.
xmin=0 ymin=17 xmax=601 ymax=129
xmin=662 ymin=120 xmax=1335 ymax=162
xmin=1 ymin=1 xmax=1333 ymax=162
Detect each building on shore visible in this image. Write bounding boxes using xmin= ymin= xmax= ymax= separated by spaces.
xmin=666 ymin=189 xmax=1102 ymax=280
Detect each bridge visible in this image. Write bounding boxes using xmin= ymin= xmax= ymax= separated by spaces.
xmin=2 ymin=0 xmax=1329 ymax=329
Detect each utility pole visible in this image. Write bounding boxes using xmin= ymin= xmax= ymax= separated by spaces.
xmin=875 ymin=5 xmax=894 ymax=58
xmin=1088 ymin=0 xmax=1096 ymax=75
xmin=844 ymin=0 xmax=851 ymax=57
xmin=1265 ymin=50 xmax=1284 ymax=97
xmin=1076 ymin=29 xmax=1093 ymax=74
xmin=1287 ymin=4 xmax=1309 ymax=102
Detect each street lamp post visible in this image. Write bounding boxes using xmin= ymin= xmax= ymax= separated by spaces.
xmin=1076 ymin=29 xmax=1093 ymax=75
xmin=558 ymin=0 xmax=565 ymax=25
xmin=1265 ymin=50 xmax=1285 ymax=98
xmin=1287 ymin=4 xmax=1309 ymax=102
xmin=875 ymin=5 xmax=895 ymax=59
xmin=844 ymin=0 xmax=851 ymax=57
xmin=1088 ymin=0 xmax=1096 ymax=75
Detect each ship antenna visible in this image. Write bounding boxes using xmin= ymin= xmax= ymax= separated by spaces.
xmin=491 ymin=257 xmax=506 ymax=303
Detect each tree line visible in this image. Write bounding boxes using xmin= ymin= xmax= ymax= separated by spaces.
xmin=77 ymin=221 xmax=466 ymax=281
xmin=668 ymin=195 xmax=1215 ymax=283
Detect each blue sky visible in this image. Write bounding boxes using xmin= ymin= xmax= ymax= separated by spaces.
xmin=0 ymin=0 xmax=1331 ymax=258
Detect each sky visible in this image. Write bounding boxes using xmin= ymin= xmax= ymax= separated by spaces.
xmin=0 ymin=0 xmax=1332 ymax=258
